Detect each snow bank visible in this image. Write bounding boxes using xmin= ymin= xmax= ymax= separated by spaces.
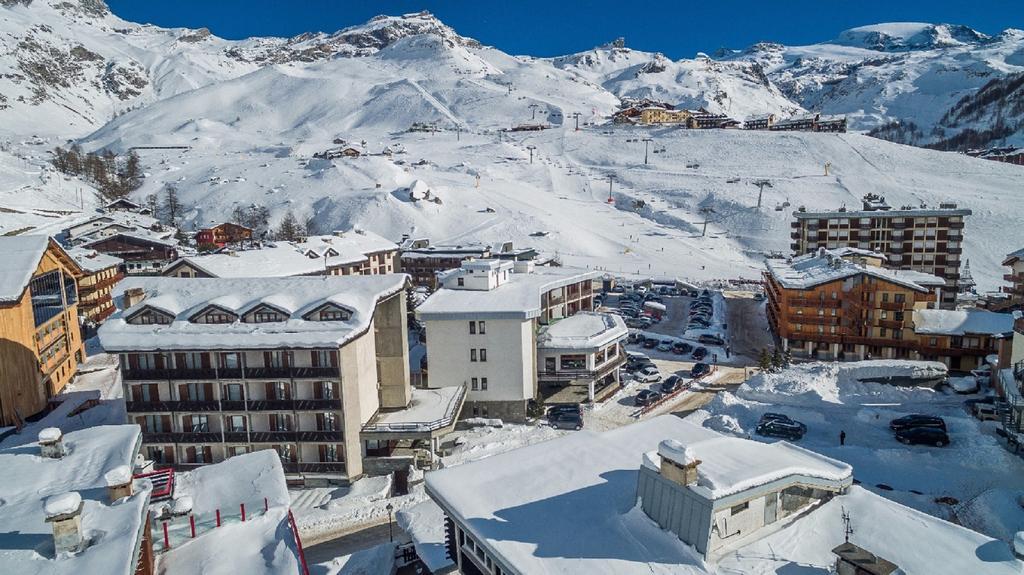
xmin=314 ymin=541 xmax=397 ymax=575
xmin=658 ymin=438 xmax=697 ymax=465
xmin=38 ymin=427 xmax=62 ymax=443
xmin=957 ymin=488 xmax=1024 ymax=543
xmin=739 ymin=361 xmax=946 ymax=407
xmin=104 ymin=464 xmax=132 ymax=486
xmin=173 ymin=449 xmax=289 ymax=516
xmin=397 ymin=500 xmax=453 ymax=573
xmin=44 ymin=492 xmax=82 ymax=518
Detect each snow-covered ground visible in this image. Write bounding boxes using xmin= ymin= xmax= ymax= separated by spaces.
xmin=686 ymin=361 xmax=1024 ymax=524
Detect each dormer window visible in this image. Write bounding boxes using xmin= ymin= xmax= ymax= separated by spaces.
xmin=189 ymin=305 xmax=238 ymax=324
xmin=127 ymin=306 xmax=174 ymax=325
xmin=303 ymin=303 xmax=353 ymax=322
xmin=243 ymin=304 xmax=289 ymax=323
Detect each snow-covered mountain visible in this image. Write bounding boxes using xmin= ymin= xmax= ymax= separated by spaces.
xmin=726 ymin=23 xmax=1024 ymax=149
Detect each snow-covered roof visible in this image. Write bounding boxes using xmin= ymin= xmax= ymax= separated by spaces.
xmin=1003 ymin=247 xmax=1024 ymax=266
xmin=292 ymin=230 xmax=398 ymax=259
xmin=425 ymin=416 xmax=850 ymax=575
xmin=159 ymin=450 xmax=300 ymax=575
xmin=537 ymin=311 xmax=627 ymax=351
xmin=0 ymin=424 xmax=152 ymax=575
xmin=67 ymin=246 xmax=123 ymax=273
xmin=794 ymin=206 xmax=972 ymax=218
xmin=396 ymin=501 xmax=452 ymax=573
xmin=416 ymin=266 xmax=600 ymax=320
xmin=83 ymin=231 xmax=179 ymax=249
xmin=400 ymin=242 xmax=491 ymax=258
xmin=0 ymin=235 xmax=72 ymax=303
xmin=365 ymin=386 xmax=464 ymax=432
xmin=830 ymin=246 xmax=887 ymax=261
xmin=912 ymin=308 xmax=1014 ymax=336
xmin=766 ymin=249 xmax=944 ymax=292
xmin=718 ymin=485 xmax=1022 ymax=575
xmin=99 ymin=275 xmax=407 ymax=351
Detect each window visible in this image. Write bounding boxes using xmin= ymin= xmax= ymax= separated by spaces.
xmin=320 ymin=444 xmax=340 ymax=462
xmin=560 ymin=355 xmax=586 ymax=370
xmin=470 ymin=349 xmax=477 ymax=362
xmin=478 ymin=321 xmax=486 ymax=334
xmin=228 ymin=446 xmax=249 ymax=457
xmin=318 ymin=413 xmax=338 ymax=431
xmin=730 ymin=502 xmax=749 ymax=515
xmin=183 ymin=382 xmax=208 ymax=401
xmin=471 ymin=377 xmax=479 ymax=391
xmin=228 ymin=415 xmax=247 ymax=432
xmin=224 ymin=384 xmax=243 ymax=401
xmin=893 ymin=330 xmax=903 ymax=340
xmin=479 ymin=349 xmax=487 ymax=362
xmin=316 ymin=381 xmax=336 ymax=399
xmin=480 ymin=377 xmax=488 ymax=391
xmin=457 ymin=277 xmax=465 ymax=287
xmin=879 ymin=328 xmax=887 ymax=338
xmin=187 ymin=415 xmax=209 ymax=432
xmin=276 ymin=444 xmax=294 ymax=462
xmin=469 ymin=321 xmax=476 ymax=335
xmin=894 ymin=293 xmax=905 ymax=303
xmin=270 ymin=414 xmax=292 ymax=432
xmin=928 ymin=337 xmax=938 ymax=346
xmin=142 ymin=415 xmax=166 ymax=432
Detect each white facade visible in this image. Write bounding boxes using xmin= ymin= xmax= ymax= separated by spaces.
xmin=423 ymin=318 xmax=534 ymax=403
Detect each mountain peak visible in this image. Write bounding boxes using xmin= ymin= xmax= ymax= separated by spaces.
xmin=320 ymin=11 xmax=480 ymax=55
xmin=832 ymin=22 xmax=990 ymax=51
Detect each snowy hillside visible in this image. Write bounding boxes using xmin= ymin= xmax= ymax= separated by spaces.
xmin=726 ymin=23 xmax=1024 ymax=148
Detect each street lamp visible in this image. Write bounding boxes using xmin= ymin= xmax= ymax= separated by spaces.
xmin=642 ymin=137 xmax=654 ymax=165
xmin=526 ymin=145 xmax=536 ymax=164
xmin=386 ymin=502 xmax=394 ymax=542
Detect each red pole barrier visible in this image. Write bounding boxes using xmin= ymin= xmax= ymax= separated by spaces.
xmin=216 ymin=509 xmax=221 ymax=527
xmin=162 ymin=521 xmax=170 ymax=549
xmin=264 ymin=497 xmax=269 ymax=511
xmin=241 ymin=503 xmax=246 ymax=522
xmin=189 ymin=514 xmax=196 ymax=538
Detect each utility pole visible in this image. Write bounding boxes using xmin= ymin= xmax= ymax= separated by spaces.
xmin=526 ymin=145 xmax=536 ymax=164
xmin=606 ymin=174 xmax=615 ymax=203
xmin=572 ymin=112 xmax=582 ymax=131
xmin=752 ymin=179 xmax=772 ymax=209
xmin=642 ymin=137 xmax=653 ymax=165
xmin=457 ymin=126 xmax=461 ymax=141
xmin=529 ymin=104 xmax=539 ymax=120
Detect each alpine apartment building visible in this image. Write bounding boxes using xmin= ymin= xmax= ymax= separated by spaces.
xmin=68 ymin=247 xmax=123 ymax=324
xmin=790 ymin=194 xmax=971 ymax=308
xmin=416 ymin=259 xmax=600 ymax=421
xmin=766 ymin=248 xmax=1012 ymax=369
xmin=98 ymin=275 xmax=435 ymax=485
xmin=0 ymin=236 xmax=85 ymax=426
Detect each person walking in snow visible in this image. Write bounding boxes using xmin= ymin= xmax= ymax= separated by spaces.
xmin=839 ymin=430 xmax=847 ymax=446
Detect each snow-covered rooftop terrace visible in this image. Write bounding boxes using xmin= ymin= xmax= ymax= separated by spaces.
xmin=0 ymin=424 xmax=152 ymax=575
xmin=416 ymin=265 xmax=599 ymax=320
xmin=537 ymin=311 xmax=627 ymax=351
xmin=364 ymin=386 xmax=465 ymax=433
xmin=99 ymin=275 xmax=406 ymax=351
xmin=425 ymin=416 xmax=849 ymax=574
xmin=913 ymin=308 xmax=1015 ymax=336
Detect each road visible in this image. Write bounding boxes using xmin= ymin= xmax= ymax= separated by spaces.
xmin=722 ymin=290 xmax=774 ymax=361
xmin=303 ymin=521 xmax=409 ymax=565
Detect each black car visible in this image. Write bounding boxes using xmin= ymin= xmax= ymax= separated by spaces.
xmin=635 ymin=390 xmax=663 ymax=407
xmin=547 ymin=404 xmax=582 ymax=418
xmin=890 ymin=414 xmax=946 ymax=432
xmin=756 ymin=419 xmax=805 ymax=440
xmin=548 ymin=411 xmax=584 ymax=430
xmin=895 ymin=426 xmax=950 ymax=446
xmin=758 ymin=413 xmax=806 ymax=433
xmin=692 ymin=347 xmax=708 ymax=360
xmin=698 ymin=334 xmax=725 ymax=346
xmin=642 ymin=338 xmax=659 ymax=349
xmin=690 ymin=363 xmax=711 ymax=378
xmin=672 ymin=342 xmax=693 ymax=355
xmin=660 ymin=375 xmax=684 ymax=394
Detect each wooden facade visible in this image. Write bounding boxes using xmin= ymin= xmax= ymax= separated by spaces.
xmin=87 ymin=234 xmax=178 ymax=275
xmin=0 ymin=239 xmax=85 ymax=426
xmin=195 ymin=222 xmax=253 ymax=248
xmin=75 ymin=261 xmax=123 ymax=324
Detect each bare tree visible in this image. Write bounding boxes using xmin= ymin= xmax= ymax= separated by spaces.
xmin=161 ymin=184 xmax=182 ymax=226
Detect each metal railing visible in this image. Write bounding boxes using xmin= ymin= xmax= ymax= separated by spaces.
xmin=127 ymin=398 xmax=342 ymax=413
xmin=362 ymin=385 xmax=466 ymax=434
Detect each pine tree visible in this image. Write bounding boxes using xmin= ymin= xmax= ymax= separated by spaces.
xmin=123 ymin=150 xmax=141 ymax=190
xmin=770 ymin=348 xmax=783 ymax=373
xmin=276 ymin=210 xmax=302 ymax=241
xmin=145 ymin=193 xmax=158 ymax=215
xmin=782 ymin=348 xmax=793 ymax=368
xmin=758 ymin=349 xmax=773 ymax=373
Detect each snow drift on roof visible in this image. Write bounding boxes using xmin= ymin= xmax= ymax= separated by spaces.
xmin=0 ymin=235 xmax=51 ymax=302
xmin=537 ymin=311 xmax=627 ymax=350
xmin=913 ymin=308 xmax=1014 ymax=336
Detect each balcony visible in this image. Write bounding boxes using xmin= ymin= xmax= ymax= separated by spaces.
xmin=877 ymin=319 xmax=904 ymax=330
xmin=892 ymin=221 xmax=908 ymax=229
xmin=79 ymin=272 xmax=125 ymax=293
xmin=281 ymin=462 xmax=345 ymax=475
xmin=1004 ymin=274 xmax=1023 ymax=283
xmin=948 ymin=221 xmax=964 ymax=230
xmin=246 ymin=398 xmax=342 ymax=411
xmin=789 ymin=315 xmax=840 ymax=326
xmin=788 ymin=298 xmax=841 ymax=308
xmin=142 ymin=431 xmax=222 ymax=444
xmin=244 ymin=366 xmax=341 ymax=380
xmin=877 ymin=301 xmax=905 ymax=311
xmin=790 ymin=221 xmax=801 ymax=229
xmin=123 ymin=368 xmax=217 ymax=381
xmin=127 ymin=398 xmax=342 ymax=413
xmin=140 ymin=430 xmax=343 ymax=444
xmin=127 ymin=400 xmax=221 ymax=412
xmin=947 ymin=247 xmax=962 ymax=255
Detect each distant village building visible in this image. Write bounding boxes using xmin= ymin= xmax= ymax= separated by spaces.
xmin=686 ymin=109 xmax=740 ymax=129
xmin=770 ymin=113 xmax=847 ymax=133
xmin=1001 ymin=248 xmax=1024 ymax=308
xmin=510 ymin=123 xmax=548 ymax=132
xmin=100 ymin=276 xmax=465 ymax=484
xmin=164 ymin=229 xmax=399 ymax=279
xmin=67 ymin=247 xmax=123 ymax=324
xmin=195 ymin=222 xmax=253 ymax=248
xmin=313 ymin=146 xmax=362 ymax=160
xmin=84 ymin=233 xmax=179 ymax=275
xmin=790 ymin=194 xmax=971 ymax=308
xmin=104 ymin=198 xmax=145 ymax=212
xmin=416 ymin=259 xmax=600 ymax=421
xmin=399 ymin=240 xmax=492 ymax=288
xmin=744 ymin=113 xmax=776 ymax=130
xmin=966 ymin=147 xmax=1024 ymax=166
xmin=0 ymin=236 xmax=85 ymax=426
xmin=639 ymin=107 xmax=692 ymax=125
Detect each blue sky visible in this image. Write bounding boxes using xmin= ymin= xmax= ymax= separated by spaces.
xmin=106 ymin=1 xmax=1024 ymax=59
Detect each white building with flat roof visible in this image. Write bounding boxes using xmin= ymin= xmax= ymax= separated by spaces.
xmin=416 ymin=260 xmax=600 ymax=420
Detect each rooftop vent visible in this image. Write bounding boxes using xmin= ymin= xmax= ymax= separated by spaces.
xmin=124 ymin=287 xmax=146 ymax=309
xmin=45 ymin=492 xmax=84 ymax=554
xmin=38 ymin=427 xmax=64 ymax=459
xmin=657 ymin=439 xmax=701 ymax=486
xmin=104 ymin=465 xmax=134 ymax=503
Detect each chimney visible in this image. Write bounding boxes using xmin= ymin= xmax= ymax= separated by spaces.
xmin=104 ymin=465 xmax=134 ymax=502
xmin=45 ymin=492 xmax=84 ymax=554
xmin=171 ymin=495 xmax=193 ymax=517
xmin=38 ymin=427 xmax=64 ymax=459
xmin=124 ymin=287 xmax=146 ymax=308
xmin=657 ymin=439 xmax=701 ymax=486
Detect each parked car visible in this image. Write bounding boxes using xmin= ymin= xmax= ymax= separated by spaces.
xmin=692 ymin=347 xmax=708 ymax=360
xmin=548 ymin=411 xmax=584 ymax=430
xmin=634 ymin=366 xmax=662 ymax=383
xmin=948 ymin=376 xmax=980 ymax=394
xmin=547 ymin=403 xmax=582 ymax=417
xmin=642 ymin=338 xmax=659 ymax=349
xmin=964 ymin=397 xmax=998 ymax=421
xmin=672 ymin=342 xmax=693 ymax=355
xmin=889 ymin=414 xmax=947 ymax=432
xmin=894 ymin=426 xmax=950 ymax=446
xmin=660 ymin=375 xmax=684 ymax=394
xmin=634 ymin=389 xmax=663 ymax=407
xmin=756 ymin=419 xmax=805 ymax=440
xmin=690 ymin=363 xmax=711 ymax=378
xmin=758 ymin=413 xmax=807 ymax=433
xmin=698 ymin=334 xmax=725 ymax=346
